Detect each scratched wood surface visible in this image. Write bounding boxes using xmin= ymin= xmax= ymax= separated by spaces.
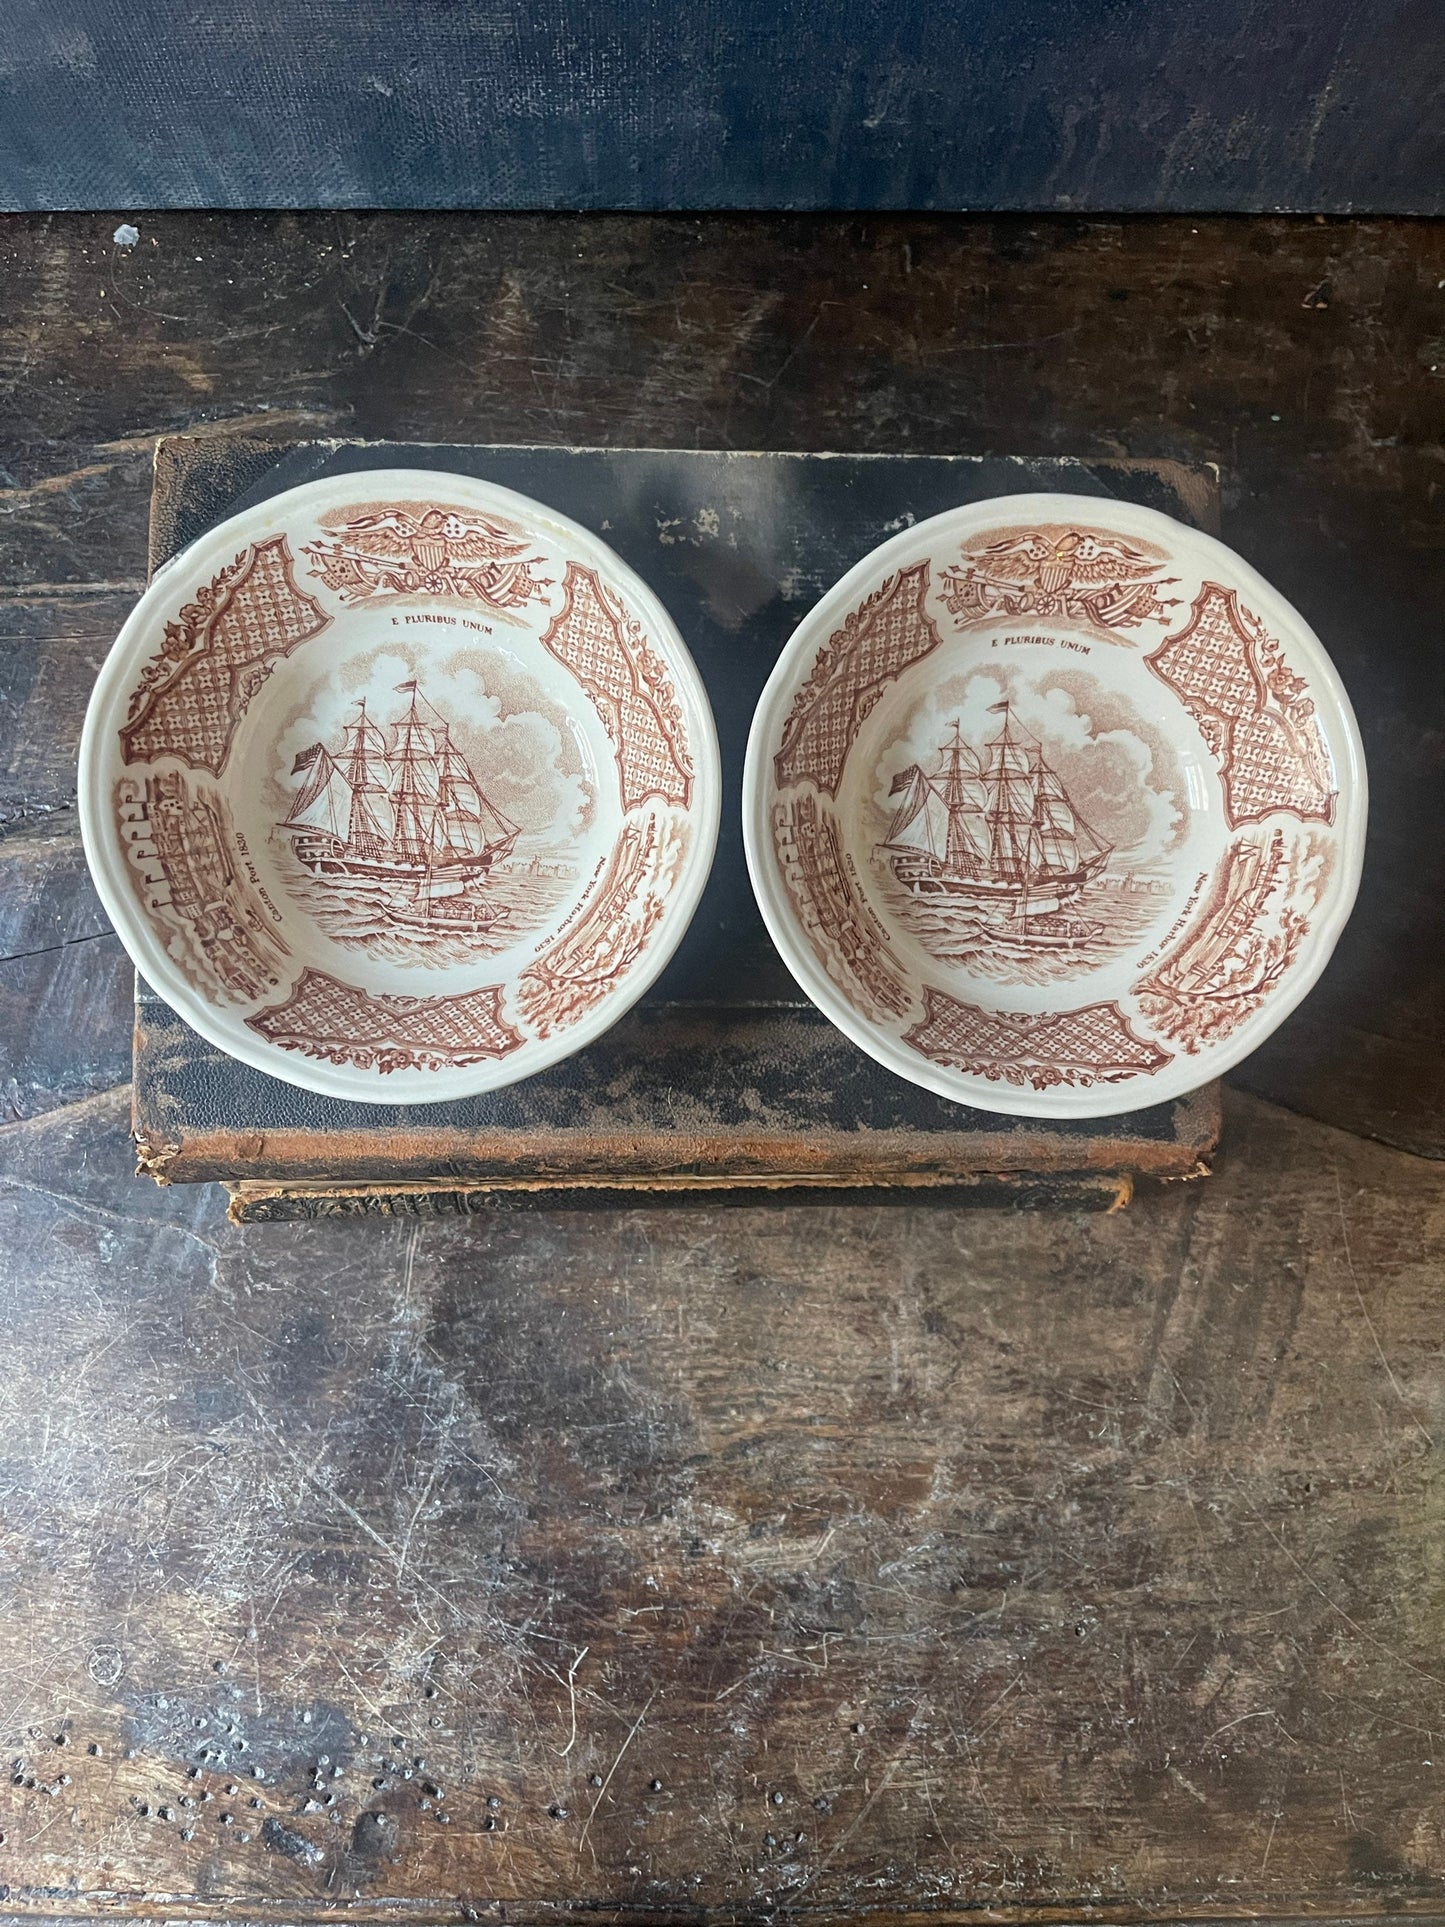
xmin=0 ymin=211 xmax=1441 ymax=1156
xmin=1 ymin=212 xmax=1444 ymax=1921
xmin=2 ymin=1087 xmax=1445 ymax=1922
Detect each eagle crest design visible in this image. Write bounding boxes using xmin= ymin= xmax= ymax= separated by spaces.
xmin=302 ymin=500 xmax=551 ymax=613
xmin=939 ymin=524 xmax=1179 ymax=636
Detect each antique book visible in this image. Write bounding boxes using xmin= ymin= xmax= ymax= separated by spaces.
xmin=132 ymin=439 xmax=1222 ymax=1214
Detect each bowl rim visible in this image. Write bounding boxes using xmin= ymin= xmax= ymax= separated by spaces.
xmin=743 ymin=490 xmax=1368 ymax=1119
xmin=80 ymin=466 xmax=722 ymax=1105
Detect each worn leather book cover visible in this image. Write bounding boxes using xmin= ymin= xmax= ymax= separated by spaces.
xmin=131 ymin=439 xmax=1222 ymax=1212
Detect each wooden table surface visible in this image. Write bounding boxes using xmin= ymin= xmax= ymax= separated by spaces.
xmin=0 ymin=211 xmax=1442 ymax=1924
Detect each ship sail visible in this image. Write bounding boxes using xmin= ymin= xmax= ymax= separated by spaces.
xmin=284 ymin=745 xmax=353 ymax=843
xmin=341 ymin=702 xmax=395 ymax=854
xmin=392 ymin=706 xmax=445 ymax=861
xmin=436 ymin=736 xmax=519 ymax=861
xmin=884 ymin=767 xmax=952 ymax=861
xmin=884 ymin=723 xmax=988 ymax=867
xmin=981 ymin=719 xmax=1038 ymax=883
xmin=1031 ymin=757 xmax=1106 ymax=877
xmin=881 ymin=703 xmax=1111 ymax=903
xmin=284 ymin=686 xmax=520 ymax=880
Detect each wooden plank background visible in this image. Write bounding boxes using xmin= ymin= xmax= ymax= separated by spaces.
xmin=2 ymin=1083 xmax=1445 ymax=1920
xmin=0 ymin=210 xmax=1438 ymax=1155
xmin=0 ymin=210 xmax=1442 ymax=1920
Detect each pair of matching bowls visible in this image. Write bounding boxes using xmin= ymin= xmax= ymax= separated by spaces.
xmin=79 ymin=471 xmax=1365 ymax=1120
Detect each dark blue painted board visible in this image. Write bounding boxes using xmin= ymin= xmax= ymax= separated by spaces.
xmin=2 ymin=0 xmax=1441 ymax=213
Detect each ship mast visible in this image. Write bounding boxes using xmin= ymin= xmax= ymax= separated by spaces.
xmin=982 ymin=701 xmax=1039 ymax=886
xmin=391 ymin=685 xmax=439 ymax=864
xmin=287 ymin=685 xmax=523 ymax=883
xmin=938 ymin=719 xmax=979 ymax=872
xmin=391 ymin=682 xmax=520 ymax=867
xmin=880 ymin=702 xmax=1113 ymax=909
xmin=342 ymin=698 xmax=390 ymax=856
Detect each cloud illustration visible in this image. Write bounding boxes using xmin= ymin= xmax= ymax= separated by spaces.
xmin=871 ymin=665 xmax=1186 ymax=868
xmin=272 ymin=644 xmax=594 ymax=845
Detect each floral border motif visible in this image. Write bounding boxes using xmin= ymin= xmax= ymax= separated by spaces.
xmin=247 ymin=969 xmax=523 ymax=1073
xmin=903 ymin=989 xmax=1171 ymax=1091
xmin=539 ymin=562 xmax=695 ymax=811
xmin=774 ymin=563 xmax=943 ymax=798
xmin=1146 ymin=582 xmax=1337 ymax=828
xmin=121 ymin=535 xmax=330 ymax=775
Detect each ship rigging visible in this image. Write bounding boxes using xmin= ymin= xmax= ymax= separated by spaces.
xmin=882 ymin=701 xmax=1111 ymax=935
xmin=284 ymin=683 xmax=519 ymax=930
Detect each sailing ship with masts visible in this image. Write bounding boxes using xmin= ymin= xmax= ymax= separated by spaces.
xmin=881 ymin=701 xmax=1112 ymax=944
xmin=283 ymin=682 xmax=519 ymax=931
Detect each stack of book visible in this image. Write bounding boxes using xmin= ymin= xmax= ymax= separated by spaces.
xmin=133 ymin=438 xmax=1221 ymax=1218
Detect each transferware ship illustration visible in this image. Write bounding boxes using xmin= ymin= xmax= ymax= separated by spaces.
xmin=881 ymin=702 xmax=1112 ymax=945
xmin=283 ymin=683 xmax=519 ymax=932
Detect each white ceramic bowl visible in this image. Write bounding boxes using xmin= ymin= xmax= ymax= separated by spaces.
xmin=81 ymin=470 xmax=720 ymax=1103
xmin=744 ymin=493 xmax=1366 ymax=1118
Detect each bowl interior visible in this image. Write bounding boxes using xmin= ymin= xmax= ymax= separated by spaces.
xmin=836 ymin=631 xmax=1226 ymax=1006
xmin=85 ymin=473 xmax=719 ymax=1102
xmin=747 ymin=496 xmax=1364 ymax=1118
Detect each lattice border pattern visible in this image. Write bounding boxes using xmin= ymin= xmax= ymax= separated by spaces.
xmin=904 ymin=989 xmax=1172 ymax=1092
xmin=539 ymin=563 xmax=695 ymax=812
xmin=1146 ymin=582 xmax=1337 ymax=829
xmin=248 ymin=969 xmax=523 ymax=1074
xmin=120 ymin=535 xmax=330 ymax=775
xmin=773 ymin=563 xmax=943 ymax=798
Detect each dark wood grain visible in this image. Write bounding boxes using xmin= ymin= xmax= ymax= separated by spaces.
xmin=0 ymin=817 xmax=130 ymax=1119
xmin=0 ymin=211 xmax=1443 ymax=1923
xmin=1 ymin=1084 xmax=1444 ymax=1920
xmin=0 ymin=210 xmax=1439 ymax=1151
